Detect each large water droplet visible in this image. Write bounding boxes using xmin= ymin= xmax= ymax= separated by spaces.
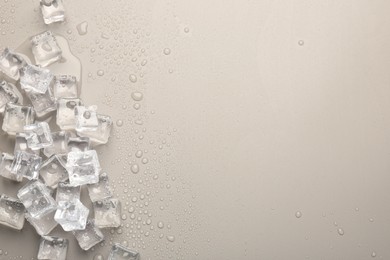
xmin=131 ymin=164 xmax=139 ymax=174
xmin=131 ymin=92 xmax=143 ymax=101
xmin=167 ymin=235 xmax=175 ymax=242
xmin=76 ymin=21 xmax=88 ymax=35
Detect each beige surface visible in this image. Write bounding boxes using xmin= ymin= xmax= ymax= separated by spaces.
xmin=1 ymin=0 xmax=390 ymax=259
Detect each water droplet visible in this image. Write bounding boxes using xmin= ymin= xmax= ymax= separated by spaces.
xmin=141 ymin=158 xmax=148 ymax=164
xmin=129 ymin=74 xmax=137 ymax=83
xmin=371 ymin=251 xmax=376 ymax=258
xmin=295 ymin=211 xmax=302 ymax=218
xmin=97 ymin=70 xmax=104 ymax=76
xmin=135 ymin=150 xmax=143 ymax=158
xmin=131 ymin=164 xmax=139 ymax=174
xmin=116 ymin=120 xmax=123 ymax=127
xmin=167 ymin=235 xmax=175 ymax=242
xmin=133 ymin=103 xmax=141 ymax=110
xmin=121 ymin=214 xmax=127 ymax=220
xmin=184 ymin=27 xmax=190 ymax=33
xmin=131 ymin=92 xmax=143 ymax=101
xmin=298 ymin=40 xmax=304 ymax=46
xmin=93 ymin=254 xmax=103 ymax=260
xmin=337 ymin=228 xmax=344 ymax=236
xmin=157 ymin=221 xmax=164 ymax=229
xmin=163 ymin=48 xmax=171 ymax=55
xmin=76 ymin=21 xmax=88 ymax=35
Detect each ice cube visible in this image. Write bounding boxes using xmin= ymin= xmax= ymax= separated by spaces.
xmin=77 ymin=114 xmax=113 ymax=145
xmin=108 ymin=243 xmax=140 ymax=260
xmin=15 ymin=133 xmax=40 ymax=155
xmin=43 ymin=131 xmax=70 ymax=157
xmin=56 ymin=98 xmax=83 ymax=130
xmin=31 ymin=31 xmax=62 ymax=67
xmin=54 ymin=199 xmax=89 ymax=231
xmin=24 ymin=122 xmax=53 ymax=150
xmin=66 ymin=150 xmax=100 ymax=186
xmin=75 ymin=106 xmax=99 ymax=132
xmin=0 ymin=194 xmax=25 ymax=230
xmin=40 ymin=155 xmax=68 ymax=189
xmin=0 ymin=81 xmax=18 ymax=113
xmin=93 ymin=198 xmax=121 ymax=228
xmin=0 ymin=48 xmax=26 ymax=80
xmin=17 ymin=181 xmax=56 ymax=218
xmin=11 ymin=151 xmax=42 ymax=180
xmin=38 ymin=236 xmax=68 ymax=260
xmin=72 ymin=220 xmax=104 ymax=251
xmin=53 ymin=75 xmax=78 ymax=100
xmin=26 ymin=209 xmax=58 ymax=236
xmin=2 ymin=103 xmax=35 ymax=135
xmin=87 ymin=172 xmax=112 ymax=202
xmin=56 ymin=182 xmax=80 ymax=202
xmin=20 ymin=63 xmax=54 ymax=94
xmin=26 ymin=87 xmax=56 ymax=118
xmin=40 ymin=0 xmax=65 ymax=25
xmin=0 ymin=153 xmax=23 ymax=182
xmin=67 ymin=136 xmax=90 ymax=152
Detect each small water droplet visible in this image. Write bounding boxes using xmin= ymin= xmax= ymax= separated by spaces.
xmin=295 ymin=211 xmax=302 ymax=218
xmin=131 ymin=92 xmax=143 ymax=101
xmin=167 ymin=235 xmax=175 ymax=242
xmin=184 ymin=27 xmax=190 ymax=33
xmin=93 ymin=254 xmax=103 ymax=260
xmin=298 ymin=40 xmax=304 ymax=46
xmin=337 ymin=228 xmax=344 ymax=236
xmin=129 ymin=74 xmax=137 ymax=83
xmin=97 ymin=70 xmax=104 ymax=76
xmin=133 ymin=103 xmax=141 ymax=110
xmin=116 ymin=120 xmax=123 ymax=127
xmin=76 ymin=21 xmax=88 ymax=35
xmin=157 ymin=221 xmax=164 ymax=229
xmin=135 ymin=150 xmax=143 ymax=158
xmin=371 ymin=251 xmax=376 ymax=258
xmin=131 ymin=164 xmax=139 ymax=174
xmin=163 ymin=48 xmax=171 ymax=55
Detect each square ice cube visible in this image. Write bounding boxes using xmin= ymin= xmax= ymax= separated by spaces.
xmin=56 ymin=182 xmax=80 ymax=202
xmin=56 ymin=98 xmax=83 ymax=130
xmin=40 ymin=0 xmax=65 ymax=25
xmin=0 ymin=194 xmax=25 ymax=230
xmin=17 ymin=181 xmax=56 ymax=218
xmin=72 ymin=220 xmax=104 ymax=251
xmin=75 ymin=106 xmax=99 ymax=132
xmin=0 ymin=153 xmax=23 ymax=182
xmin=66 ymin=150 xmax=100 ymax=186
xmin=38 ymin=236 xmax=68 ymax=260
xmin=87 ymin=172 xmax=112 ymax=202
xmin=43 ymin=131 xmax=70 ymax=157
xmin=0 ymin=81 xmax=19 ymax=113
xmin=53 ymin=75 xmax=78 ymax=99
xmin=0 ymin=48 xmax=26 ymax=80
xmin=2 ymin=103 xmax=35 ymax=135
xmin=40 ymin=155 xmax=68 ymax=189
xmin=93 ymin=198 xmax=121 ymax=228
xmin=24 ymin=122 xmax=53 ymax=150
xmin=15 ymin=133 xmax=40 ymax=155
xmin=54 ymin=199 xmax=89 ymax=231
xmin=20 ymin=63 xmax=54 ymax=94
xmin=108 ymin=243 xmax=140 ymax=260
xmin=31 ymin=31 xmax=62 ymax=67
xmin=77 ymin=114 xmax=113 ymax=145
xmin=67 ymin=136 xmax=90 ymax=152
xmin=26 ymin=209 xmax=58 ymax=236
xmin=26 ymin=87 xmax=56 ymax=118
xmin=11 ymin=151 xmax=41 ymax=180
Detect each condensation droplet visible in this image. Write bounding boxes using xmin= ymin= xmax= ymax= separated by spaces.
xmin=184 ymin=27 xmax=190 ymax=33
xmin=298 ymin=40 xmax=304 ymax=46
xmin=131 ymin=92 xmax=143 ymax=101
xmin=129 ymin=74 xmax=137 ymax=83
xmin=163 ymin=48 xmax=171 ymax=55
xmin=93 ymin=254 xmax=103 ymax=260
xmin=133 ymin=103 xmax=141 ymax=110
xmin=97 ymin=70 xmax=104 ymax=76
xmin=167 ymin=235 xmax=175 ymax=242
xmin=135 ymin=150 xmax=143 ymax=158
xmin=371 ymin=251 xmax=376 ymax=258
xmin=116 ymin=120 xmax=123 ymax=127
xmin=131 ymin=164 xmax=139 ymax=174
xmin=157 ymin=221 xmax=164 ymax=229
xmin=337 ymin=228 xmax=344 ymax=236
xmin=76 ymin=21 xmax=88 ymax=35
xmin=295 ymin=211 xmax=302 ymax=218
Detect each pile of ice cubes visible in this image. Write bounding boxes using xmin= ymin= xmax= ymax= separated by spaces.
xmin=0 ymin=8 xmax=140 ymax=259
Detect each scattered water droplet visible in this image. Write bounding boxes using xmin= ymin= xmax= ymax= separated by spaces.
xmin=131 ymin=92 xmax=143 ymax=101
xmin=97 ymin=70 xmax=104 ymax=76
xmin=184 ymin=27 xmax=190 ymax=33
xmin=133 ymin=103 xmax=141 ymax=110
xmin=298 ymin=40 xmax=304 ymax=46
xmin=135 ymin=150 xmax=143 ymax=158
xmin=295 ymin=211 xmax=302 ymax=218
xmin=93 ymin=254 xmax=103 ymax=260
xmin=157 ymin=221 xmax=164 ymax=229
xmin=131 ymin=164 xmax=139 ymax=174
xmin=116 ymin=120 xmax=123 ymax=127
xmin=76 ymin=21 xmax=88 ymax=35
xmin=129 ymin=74 xmax=137 ymax=83
xmin=167 ymin=235 xmax=175 ymax=242
xmin=337 ymin=228 xmax=344 ymax=236
xmin=163 ymin=48 xmax=171 ymax=55
xmin=371 ymin=251 xmax=376 ymax=258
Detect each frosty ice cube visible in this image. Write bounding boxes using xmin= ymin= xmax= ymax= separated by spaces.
xmin=0 ymin=81 xmax=18 ymax=113
xmin=40 ymin=155 xmax=68 ymax=189
xmin=56 ymin=182 xmax=80 ymax=202
xmin=38 ymin=236 xmax=68 ymax=260
xmin=53 ymin=75 xmax=78 ymax=99
xmin=0 ymin=48 xmax=26 ymax=80
xmin=15 ymin=133 xmax=40 ymax=155
xmin=24 ymin=122 xmax=53 ymax=150
xmin=75 ymin=106 xmax=99 ymax=132
xmin=87 ymin=172 xmax=112 ymax=202
xmin=54 ymin=199 xmax=89 ymax=231
xmin=11 ymin=151 xmax=41 ymax=180
xmin=40 ymin=0 xmax=65 ymax=25
xmin=17 ymin=181 xmax=56 ymax=218
xmin=108 ymin=243 xmax=140 ymax=260
xmin=72 ymin=220 xmax=104 ymax=251
xmin=2 ymin=103 xmax=35 ymax=135
xmin=77 ymin=114 xmax=113 ymax=145
xmin=0 ymin=194 xmax=25 ymax=230
xmin=43 ymin=131 xmax=70 ymax=157
xmin=20 ymin=63 xmax=53 ymax=94
xmin=66 ymin=150 xmax=101 ymax=186
xmin=56 ymin=98 xmax=83 ymax=130
xmin=26 ymin=209 xmax=58 ymax=236
xmin=0 ymin=153 xmax=22 ymax=182
xmin=67 ymin=136 xmax=90 ymax=152
xmin=31 ymin=31 xmax=62 ymax=67
xmin=26 ymin=87 xmax=56 ymax=118
xmin=93 ymin=198 xmax=121 ymax=228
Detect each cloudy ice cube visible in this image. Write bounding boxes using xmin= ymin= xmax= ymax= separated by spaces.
xmin=0 ymin=153 xmax=22 ymax=182
xmin=24 ymin=122 xmax=53 ymax=150
xmin=93 ymin=198 xmax=121 ymax=228
xmin=26 ymin=209 xmax=58 ymax=236
xmin=72 ymin=219 xmax=104 ymax=250
xmin=26 ymin=87 xmax=56 ymax=118
xmin=0 ymin=48 xmax=26 ymax=80
xmin=43 ymin=131 xmax=70 ymax=157
xmin=87 ymin=172 xmax=112 ymax=202
xmin=53 ymin=75 xmax=78 ymax=100
xmin=40 ymin=155 xmax=68 ymax=189
xmin=66 ymin=150 xmax=100 ymax=186
xmin=15 ymin=133 xmax=40 ymax=155
xmin=2 ymin=103 xmax=35 ymax=135
xmin=67 ymin=136 xmax=90 ymax=152
xmin=56 ymin=98 xmax=83 ymax=130
xmin=20 ymin=63 xmax=53 ymax=94
xmin=11 ymin=151 xmax=42 ymax=180
xmin=54 ymin=199 xmax=89 ymax=231
xmin=77 ymin=114 xmax=113 ymax=145
xmin=31 ymin=31 xmax=62 ymax=67
xmin=56 ymin=182 xmax=80 ymax=202
xmin=75 ymin=106 xmax=99 ymax=132
xmin=108 ymin=243 xmax=140 ymax=260
xmin=0 ymin=194 xmax=25 ymax=230
xmin=0 ymin=80 xmax=18 ymax=113
xmin=38 ymin=236 xmax=68 ymax=260
xmin=40 ymin=0 xmax=65 ymax=25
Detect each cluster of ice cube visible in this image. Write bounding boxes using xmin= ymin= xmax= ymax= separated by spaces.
xmin=0 ymin=30 xmax=139 ymax=259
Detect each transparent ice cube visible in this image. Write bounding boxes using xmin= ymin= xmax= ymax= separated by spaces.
xmin=87 ymin=172 xmax=112 ymax=202
xmin=15 ymin=133 xmax=40 ymax=155
xmin=93 ymin=198 xmax=121 ymax=228
xmin=26 ymin=209 xmax=58 ymax=236
xmin=40 ymin=0 xmax=65 ymax=25
xmin=77 ymin=114 xmax=113 ymax=145
xmin=20 ymin=63 xmax=54 ymax=94
xmin=56 ymin=98 xmax=83 ymax=130
xmin=40 ymin=155 xmax=68 ymax=189
xmin=26 ymin=87 xmax=56 ymax=118
xmin=75 ymin=106 xmax=99 ymax=132
xmin=0 ymin=153 xmax=23 ymax=182
xmin=43 ymin=131 xmax=70 ymax=157
xmin=53 ymin=75 xmax=78 ymax=100
xmin=31 ymin=31 xmax=62 ymax=67
xmin=56 ymin=182 xmax=80 ymax=202
xmin=17 ymin=180 xmax=56 ymax=218
xmin=0 ymin=194 xmax=25 ymax=230
xmin=11 ymin=151 xmax=42 ymax=180
xmin=66 ymin=150 xmax=100 ymax=186
xmin=54 ymin=199 xmax=89 ymax=231
xmin=0 ymin=80 xmax=18 ymax=113
xmin=67 ymin=136 xmax=90 ymax=152
xmin=2 ymin=103 xmax=35 ymax=135
xmin=0 ymin=48 xmax=26 ymax=80
xmin=108 ymin=243 xmax=140 ymax=260
xmin=24 ymin=122 xmax=53 ymax=150
xmin=38 ymin=236 xmax=68 ymax=260
xmin=72 ymin=219 xmax=104 ymax=251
